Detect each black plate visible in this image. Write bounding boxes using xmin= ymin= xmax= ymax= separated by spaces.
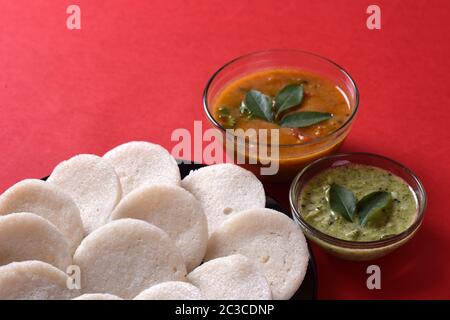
xmin=43 ymin=162 xmax=318 ymax=300
xmin=179 ymin=162 xmax=318 ymax=300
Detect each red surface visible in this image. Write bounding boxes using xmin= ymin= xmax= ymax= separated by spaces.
xmin=1 ymin=0 xmax=449 ymax=299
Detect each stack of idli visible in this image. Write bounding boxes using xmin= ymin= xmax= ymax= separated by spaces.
xmin=0 ymin=141 xmax=309 ymax=300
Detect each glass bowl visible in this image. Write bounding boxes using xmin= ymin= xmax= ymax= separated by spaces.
xmin=203 ymin=49 xmax=360 ymax=181
xmin=289 ymin=153 xmax=427 ymax=261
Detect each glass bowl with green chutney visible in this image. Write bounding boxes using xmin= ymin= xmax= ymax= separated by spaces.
xmin=289 ymin=153 xmax=427 ymax=261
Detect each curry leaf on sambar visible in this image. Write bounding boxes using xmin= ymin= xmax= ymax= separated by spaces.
xmin=279 ymin=111 xmax=332 ymax=128
xmin=244 ymin=90 xmax=273 ymax=122
xmin=274 ymin=84 xmax=304 ymax=116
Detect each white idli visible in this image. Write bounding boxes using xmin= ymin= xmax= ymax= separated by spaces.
xmin=0 ymin=179 xmax=84 ymax=254
xmin=73 ymin=219 xmax=186 ymax=299
xmin=181 ymin=163 xmax=265 ymax=235
xmin=187 ymin=254 xmax=271 ymax=300
xmin=111 ymin=184 xmax=208 ymax=271
xmin=73 ymin=293 xmax=123 ymax=300
xmin=47 ymin=154 xmax=122 ymax=234
xmin=205 ymin=208 xmax=309 ymax=300
xmin=0 ymin=212 xmax=72 ymax=270
xmin=134 ymin=281 xmax=204 ymax=300
xmin=0 ymin=261 xmax=74 ymax=300
xmin=103 ymin=141 xmax=181 ymax=196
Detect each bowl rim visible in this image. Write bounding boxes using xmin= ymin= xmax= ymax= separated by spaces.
xmin=289 ymin=152 xmax=427 ymax=249
xmin=202 ymin=49 xmax=360 ymax=148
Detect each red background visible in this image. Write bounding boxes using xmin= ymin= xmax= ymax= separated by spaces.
xmin=1 ymin=0 xmax=449 ymax=299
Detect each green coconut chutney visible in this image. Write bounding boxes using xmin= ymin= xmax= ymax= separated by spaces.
xmin=299 ymin=164 xmax=418 ymax=241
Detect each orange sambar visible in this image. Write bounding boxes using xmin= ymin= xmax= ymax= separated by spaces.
xmin=212 ymin=69 xmax=353 ymax=181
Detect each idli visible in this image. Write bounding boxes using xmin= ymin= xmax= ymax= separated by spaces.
xmin=205 ymin=208 xmax=309 ymax=300
xmin=0 ymin=261 xmax=74 ymax=300
xmin=47 ymin=154 xmax=122 ymax=234
xmin=73 ymin=293 xmax=123 ymax=300
xmin=73 ymin=219 xmax=186 ymax=299
xmin=0 ymin=212 xmax=72 ymax=270
xmin=187 ymin=254 xmax=271 ymax=300
xmin=181 ymin=163 xmax=265 ymax=235
xmin=134 ymin=281 xmax=204 ymax=300
xmin=0 ymin=179 xmax=84 ymax=254
xmin=111 ymin=184 xmax=208 ymax=271
xmin=103 ymin=141 xmax=181 ymax=196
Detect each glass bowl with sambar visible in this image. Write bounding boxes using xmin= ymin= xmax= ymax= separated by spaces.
xmin=203 ymin=50 xmax=359 ymax=181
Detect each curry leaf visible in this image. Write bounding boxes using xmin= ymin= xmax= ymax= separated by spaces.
xmin=329 ymin=183 xmax=357 ymax=222
xmin=279 ymin=111 xmax=332 ymax=128
xmin=275 ymin=84 xmax=304 ymax=116
xmin=244 ymin=90 xmax=273 ymax=122
xmin=358 ymin=191 xmax=393 ymax=226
